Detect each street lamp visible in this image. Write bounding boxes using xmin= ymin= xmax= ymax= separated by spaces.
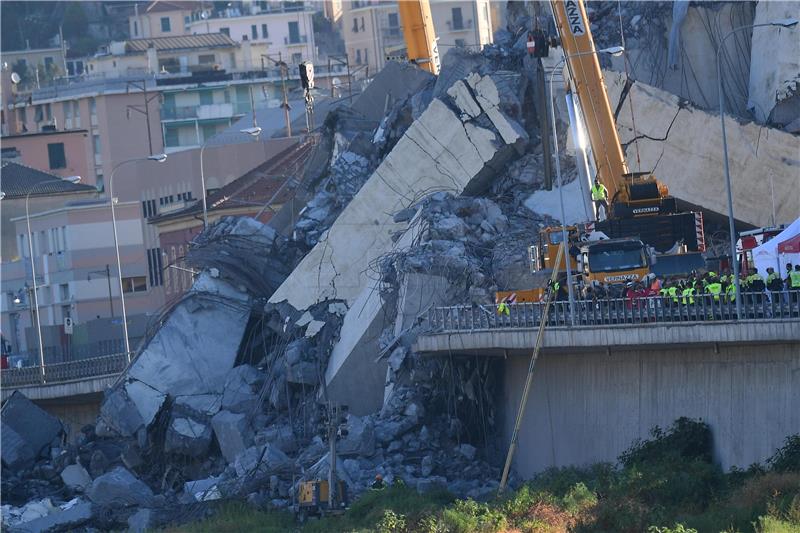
xmin=25 ymin=175 xmax=82 ymax=381
xmin=198 ymin=126 xmax=262 ymax=228
xmin=548 ymin=45 xmax=624 ymax=324
xmin=109 ymin=154 xmax=167 ymax=361
xmin=717 ymin=18 xmax=797 ymax=319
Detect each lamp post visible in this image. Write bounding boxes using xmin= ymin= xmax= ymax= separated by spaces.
xmin=548 ymin=45 xmax=624 ymax=325
xmin=109 ymin=154 xmax=167 ymax=361
xmin=25 ymin=176 xmax=82 ymax=381
xmin=198 ymin=126 xmax=262 ymax=228
xmin=717 ymin=18 xmax=797 ymax=319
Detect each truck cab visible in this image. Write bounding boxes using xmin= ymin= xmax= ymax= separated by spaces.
xmin=579 ymin=238 xmax=652 ymax=285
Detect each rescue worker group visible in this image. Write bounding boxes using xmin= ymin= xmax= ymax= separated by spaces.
xmin=496 ymin=263 xmax=800 ymax=318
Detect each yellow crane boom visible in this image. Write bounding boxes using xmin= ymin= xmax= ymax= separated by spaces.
xmin=398 ymin=0 xmax=440 ymax=75
xmin=549 ymin=0 xmax=627 ymax=198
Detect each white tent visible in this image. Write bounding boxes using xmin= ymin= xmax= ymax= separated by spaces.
xmin=751 ymin=217 xmax=800 ymax=278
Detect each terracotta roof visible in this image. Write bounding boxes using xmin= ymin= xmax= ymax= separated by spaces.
xmin=0 ymin=161 xmax=97 ymax=199
xmin=150 ymin=140 xmax=313 ymax=224
xmin=125 ymin=33 xmax=237 ymax=53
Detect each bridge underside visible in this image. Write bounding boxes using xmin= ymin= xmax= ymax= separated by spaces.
xmin=415 ymin=320 xmax=800 ymax=477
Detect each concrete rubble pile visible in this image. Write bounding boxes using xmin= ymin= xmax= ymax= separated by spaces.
xmin=0 ymin=34 xmax=545 ymax=530
xmin=6 ymin=11 xmax=796 ymax=529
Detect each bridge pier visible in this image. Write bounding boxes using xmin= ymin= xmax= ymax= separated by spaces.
xmin=415 ymin=318 xmax=800 ymax=477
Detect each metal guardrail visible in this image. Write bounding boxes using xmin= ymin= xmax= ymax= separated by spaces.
xmin=426 ymin=293 xmax=800 ymax=332
xmin=1 ymin=353 xmax=129 ymax=388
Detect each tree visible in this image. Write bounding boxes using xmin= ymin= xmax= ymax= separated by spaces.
xmin=62 ymin=2 xmax=88 ymax=41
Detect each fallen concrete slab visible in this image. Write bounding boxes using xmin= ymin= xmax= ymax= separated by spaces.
xmin=1 ymin=392 xmax=63 ymax=470
xmin=7 ymin=500 xmax=93 ymax=533
xmin=270 ymin=73 xmax=526 ymax=310
xmin=606 ymin=70 xmax=800 ymax=227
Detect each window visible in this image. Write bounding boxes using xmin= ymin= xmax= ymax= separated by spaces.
xmin=59 ymin=284 xmax=70 ymax=302
xmin=73 ymin=101 xmax=81 ymax=127
xmin=160 ymin=17 xmax=171 ymax=32
xmin=133 ymin=20 xmax=138 ymax=36
xmin=364 ymin=48 xmax=368 ymax=65
xmin=147 ymin=248 xmax=163 ymax=287
xmin=291 ymin=52 xmax=302 ymax=64
xmin=201 ymin=124 xmax=217 ymax=141
xmin=44 ymin=56 xmax=54 ymax=69
xmin=62 ymin=305 xmax=71 ymax=321
xmin=388 ymin=12 xmax=399 ymax=28
xmin=47 ymin=142 xmax=66 ymax=169
xmin=122 ymin=276 xmax=147 ymax=293
xmin=360 ymin=17 xmax=365 ymax=31
xmin=164 ymin=127 xmax=179 ymax=147
xmin=141 ymin=199 xmax=157 ymax=218
xmin=198 ymin=54 xmax=215 ymax=65
xmin=35 ymin=105 xmax=43 ymax=122
xmin=64 ymin=101 xmax=73 ymax=127
xmin=288 ymin=21 xmax=300 ymax=43
xmin=45 ymin=103 xmax=52 ymax=121
xmin=184 ymin=15 xmax=190 ymax=27
xmin=89 ymin=97 xmax=97 ymax=124
xmin=220 ymin=27 xmax=230 ymax=37
xmin=356 ymin=49 xmax=361 ymax=64
xmin=455 ymin=38 xmax=466 ymax=48
xmin=251 ymin=24 xmax=258 ymax=40
xmin=352 ymin=18 xmax=359 ymax=33
xmin=96 ymin=173 xmax=104 ymax=192
xmin=199 ymin=90 xmax=213 ymax=105
xmin=18 ymin=107 xmax=26 ymax=124
xmin=452 ymin=7 xmax=464 ymax=30
xmin=261 ymin=23 xmax=268 ymax=38
xmin=93 ymin=134 xmax=101 ymax=164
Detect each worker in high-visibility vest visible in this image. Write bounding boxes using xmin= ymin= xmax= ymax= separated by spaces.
xmin=681 ymin=282 xmax=695 ymax=305
xmin=790 ymin=265 xmax=800 ymax=306
xmin=706 ymin=278 xmax=723 ymax=301
xmin=591 ymin=179 xmax=608 ymax=221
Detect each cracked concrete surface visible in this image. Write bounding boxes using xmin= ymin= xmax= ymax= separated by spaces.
xmin=606 ymin=70 xmax=800 ymax=227
xmin=269 ymin=84 xmax=524 ymax=310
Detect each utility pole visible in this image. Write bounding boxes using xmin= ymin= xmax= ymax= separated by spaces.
xmin=88 ymin=264 xmax=114 ymax=317
xmin=323 ymin=402 xmax=348 ymax=510
xmin=262 ymin=53 xmax=292 ymax=137
xmin=328 ymin=54 xmax=352 ymax=102
xmin=126 ymin=80 xmax=160 ymax=155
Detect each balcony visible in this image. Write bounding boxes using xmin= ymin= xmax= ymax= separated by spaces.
xmin=446 ymin=19 xmax=473 ymax=32
xmin=284 ymin=35 xmax=308 ymax=46
xmin=161 ymin=103 xmax=237 ymax=122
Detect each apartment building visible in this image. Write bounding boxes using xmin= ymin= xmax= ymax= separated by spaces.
xmin=129 ymin=1 xmax=197 ymax=39
xmin=129 ymin=1 xmax=317 ymax=65
xmin=341 ymin=0 xmax=492 ymax=76
xmin=1 ymin=130 xmax=93 ymax=185
xmin=0 ymin=199 xmax=149 ymax=357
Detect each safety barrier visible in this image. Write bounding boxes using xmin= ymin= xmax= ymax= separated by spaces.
xmin=1 ymin=353 xmax=129 ymax=388
xmin=426 ymin=292 xmax=800 ymax=332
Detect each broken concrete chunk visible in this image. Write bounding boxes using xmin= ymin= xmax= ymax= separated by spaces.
xmin=1 ymin=392 xmax=63 ymax=471
xmin=388 ymin=347 xmax=407 ymax=372
xmin=174 ymin=394 xmax=222 ymax=417
xmin=338 ymin=415 xmax=376 ymax=457
xmin=211 ymin=411 xmax=254 ymax=463
xmin=447 ymin=80 xmax=482 ymax=120
xmin=88 ymin=466 xmax=154 ymax=507
xmin=124 ymin=380 xmax=166 ymax=430
xmin=7 ymin=501 xmax=93 ymax=533
xmin=295 ymin=311 xmax=314 ymax=327
xmin=184 ymin=476 xmax=223 ymax=502
xmin=127 ymin=508 xmax=153 ymax=533
xmin=59 ymin=464 xmax=92 ymax=492
xmin=221 ymin=365 xmax=263 ymax=414
xmin=233 ymin=444 xmax=292 ymax=478
xmin=304 ymin=320 xmax=326 ymax=338
xmin=164 ymin=417 xmax=213 ymax=457
xmin=121 ymin=443 xmax=143 ymax=471
xmin=254 ymin=425 xmax=297 ymax=454
xmin=457 ymin=443 xmax=477 ymax=461
xmin=287 ymin=361 xmax=318 ymax=385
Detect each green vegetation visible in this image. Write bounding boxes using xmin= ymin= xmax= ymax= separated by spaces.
xmin=169 ymin=420 xmax=800 ymax=533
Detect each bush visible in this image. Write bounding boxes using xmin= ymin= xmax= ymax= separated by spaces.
xmin=768 ymin=435 xmax=800 ymax=473
xmin=619 ymin=418 xmax=714 ymax=467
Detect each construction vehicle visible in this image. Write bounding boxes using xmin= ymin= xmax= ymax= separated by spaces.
xmin=397 ymin=0 xmax=440 ymax=75
xmin=496 ymin=0 xmax=706 ymax=304
xmin=298 ymin=479 xmax=348 ymax=518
